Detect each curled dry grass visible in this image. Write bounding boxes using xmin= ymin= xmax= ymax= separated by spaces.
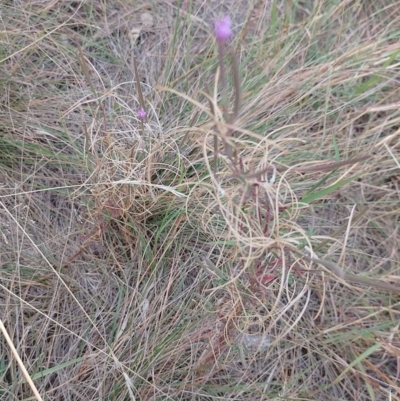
xmin=0 ymin=0 xmax=399 ymax=400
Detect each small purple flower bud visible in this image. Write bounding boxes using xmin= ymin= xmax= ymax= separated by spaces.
xmin=214 ymin=16 xmax=232 ymax=43
xmin=137 ymin=107 xmax=146 ymax=120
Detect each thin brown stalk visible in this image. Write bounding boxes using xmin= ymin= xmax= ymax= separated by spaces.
xmin=294 ymin=155 xmax=370 ymax=173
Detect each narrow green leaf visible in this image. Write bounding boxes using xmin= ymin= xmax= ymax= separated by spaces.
xmin=271 ymin=0 xmax=278 ymax=31
xmin=31 ymin=357 xmax=84 ymax=381
xmin=193 ymin=253 xmax=227 ymax=281
xmin=153 ymin=209 xmax=184 ymax=251
xmin=332 ymin=134 xmax=340 ymax=161
xmin=383 ymin=48 xmax=400 ymax=68
xmin=354 ymin=75 xmax=382 ymax=95
xmin=300 ymin=174 xmax=361 ymax=204
xmin=332 ymin=342 xmax=382 ymax=385
xmin=356 ymin=361 xmax=376 ymax=401
xmin=304 ymin=170 xmax=336 ymax=196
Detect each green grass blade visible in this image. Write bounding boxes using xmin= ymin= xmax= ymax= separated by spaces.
xmin=300 ymin=174 xmax=362 ymax=204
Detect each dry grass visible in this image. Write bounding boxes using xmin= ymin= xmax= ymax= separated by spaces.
xmin=1 ymin=0 xmax=400 ymax=400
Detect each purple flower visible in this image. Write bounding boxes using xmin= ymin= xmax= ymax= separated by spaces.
xmin=214 ymin=16 xmax=232 ymax=43
xmin=137 ymin=107 xmax=146 ymax=120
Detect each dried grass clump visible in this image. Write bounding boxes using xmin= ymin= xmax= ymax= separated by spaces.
xmin=1 ymin=1 xmax=399 ymax=400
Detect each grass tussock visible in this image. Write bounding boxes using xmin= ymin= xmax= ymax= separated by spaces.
xmin=0 ymin=0 xmax=399 ymax=400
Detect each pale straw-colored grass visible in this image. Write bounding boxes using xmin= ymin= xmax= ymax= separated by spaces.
xmin=0 ymin=1 xmax=399 ymax=400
